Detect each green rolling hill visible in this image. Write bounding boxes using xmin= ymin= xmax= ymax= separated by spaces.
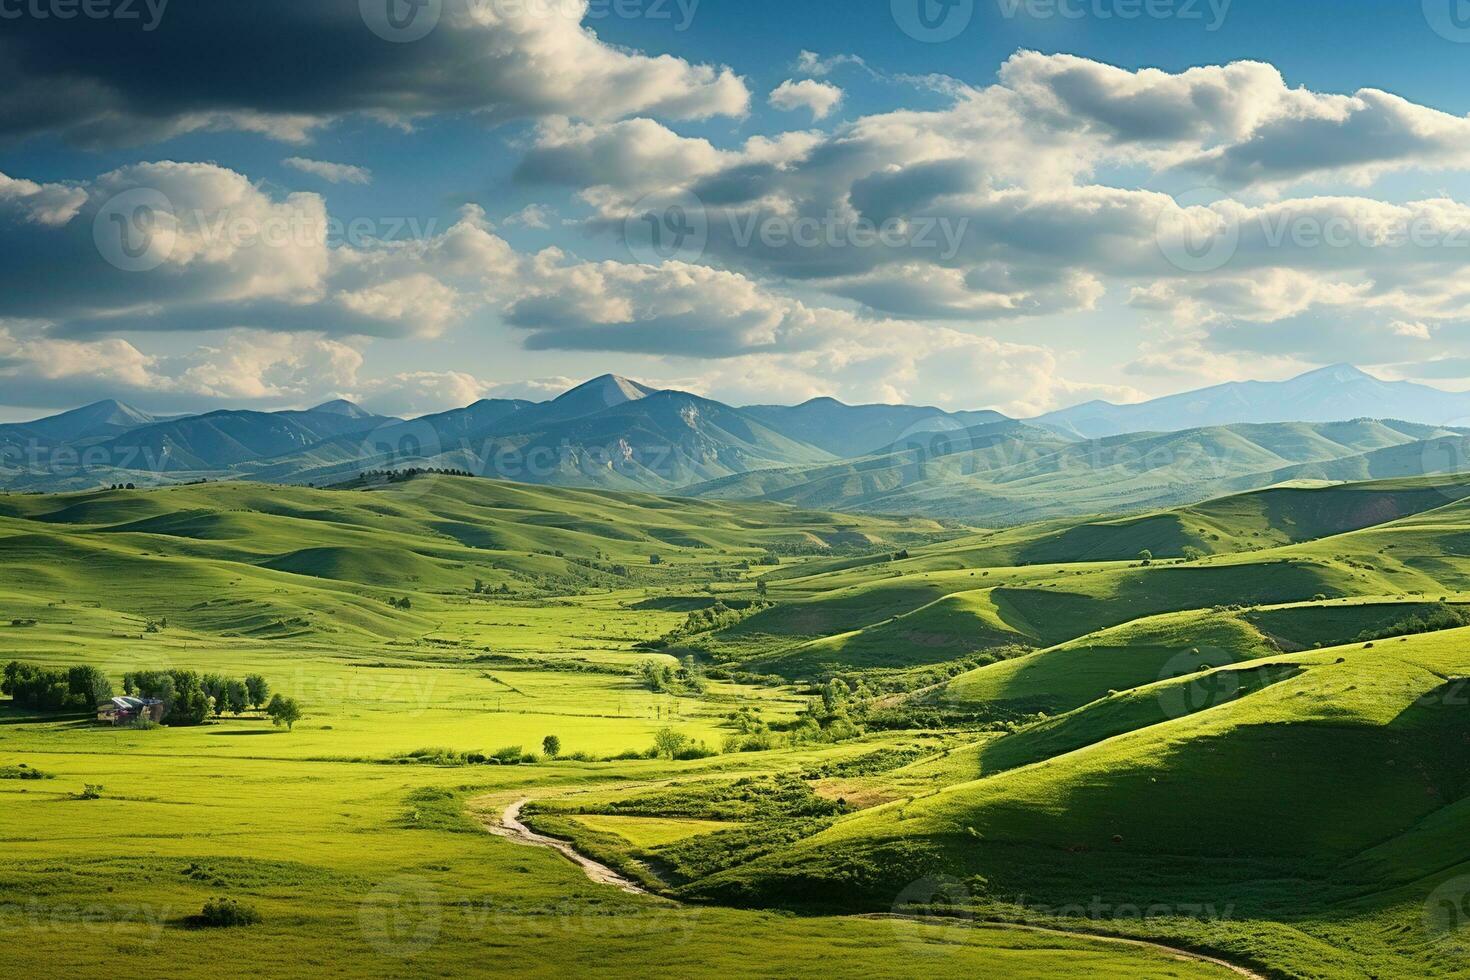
xmin=6 ymin=467 xmax=1470 ymax=977
xmin=688 ymin=418 xmax=1470 ymax=523
xmin=0 ymin=477 xmax=941 ymax=642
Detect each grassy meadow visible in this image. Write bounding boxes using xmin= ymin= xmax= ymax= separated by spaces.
xmin=4 ymin=473 xmax=1470 ymax=976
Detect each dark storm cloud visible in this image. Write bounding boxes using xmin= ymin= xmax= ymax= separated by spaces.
xmin=0 ymin=0 xmax=746 ymax=147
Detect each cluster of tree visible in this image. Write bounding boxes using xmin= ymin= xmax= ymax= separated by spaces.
xmin=106 ymin=483 xmax=138 ymax=490
xmin=789 ymin=678 xmax=862 ymax=743
xmin=636 ymin=656 xmax=704 ymax=695
xmin=120 ymin=670 xmax=278 ymax=727
xmin=2 ymin=662 xmax=112 ymax=712
xmin=560 ymin=554 xmax=633 ymax=578
xmin=650 ymin=727 xmax=715 ymax=760
xmin=472 ymin=579 xmax=514 ymax=596
xmin=1355 ymin=602 xmax=1470 ymax=643
xmin=388 ymin=596 xmax=413 ymax=610
xmin=359 ymin=468 xmax=475 ymax=483
xmin=642 ymin=600 xmax=771 ymax=650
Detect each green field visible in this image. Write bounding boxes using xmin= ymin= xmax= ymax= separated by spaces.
xmin=5 ymin=473 xmax=1470 ymax=977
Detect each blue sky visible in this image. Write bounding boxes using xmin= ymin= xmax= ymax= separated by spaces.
xmin=1 ymin=0 xmax=1469 ymax=420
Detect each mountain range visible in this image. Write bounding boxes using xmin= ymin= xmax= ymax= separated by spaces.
xmin=1033 ymin=364 xmax=1470 ymax=437
xmin=4 ymin=365 xmax=1470 ymax=523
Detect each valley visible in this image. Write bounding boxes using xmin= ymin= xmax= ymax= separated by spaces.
xmin=3 ymin=471 xmax=1469 ymax=977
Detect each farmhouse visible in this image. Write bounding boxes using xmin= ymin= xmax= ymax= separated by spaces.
xmin=97 ymin=696 xmax=165 ymax=726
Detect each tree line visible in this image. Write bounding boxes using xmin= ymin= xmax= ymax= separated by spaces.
xmin=2 ymin=662 xmax=112 ymax=712
xmin=3 ymin=661 xmax=301 ymax=729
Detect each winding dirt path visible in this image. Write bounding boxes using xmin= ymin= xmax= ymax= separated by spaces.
xmin=482 ymin=797 xmax=1266 ymax=979
xmin=485 ymin=798 xmax=651 ymax=896
xmin=868 ymin=915 xmax=1267 ymax=980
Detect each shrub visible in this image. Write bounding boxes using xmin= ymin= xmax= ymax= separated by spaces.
xmin=0 ymin=764 xmax=52 ymax=780
xmin=197 ymin=898 xmax=262 ymax=928
xmin=672 ymin=741 xmax=717 ymax=760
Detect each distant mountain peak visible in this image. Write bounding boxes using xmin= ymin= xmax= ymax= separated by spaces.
xmin=309 ymin=398 xmax=373 ymax=419
xmin=1035 ymin=363 xmax=1470 ymax=439
xmin=553 ymin=375 xmax=658 ymax=410
xmin=17 ymin=398 xmax=155 ymax=441
xmin=77 ymin=398 xmax=151 ymax=422
xmin=1293 ymin=364 xmax=1376 ymax=385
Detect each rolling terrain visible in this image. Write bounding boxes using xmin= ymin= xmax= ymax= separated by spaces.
xmin=688 ymin=418 xmax=1470 ymax=523
xmin=4 ymin=463 xmax=1470 ymax=977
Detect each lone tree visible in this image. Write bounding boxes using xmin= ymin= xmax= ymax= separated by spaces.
xmin=266 ymin=694 xmax=302 ymax=731
xmin=651 ymin=727 xmax=688 ymax=759
xmin=541 ymin=735 xmax=561 ymax=759
xmin=244 ymin=674 xmax=270 ymax=710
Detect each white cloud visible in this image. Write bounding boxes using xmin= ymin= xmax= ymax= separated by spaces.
xmin=503 ymin=204 xmax=555 ymax=229
xmin=0 ymin=174 xmax=87 ymax=226
xmin=283 ymin=157 xmax=373 ymax=185
xmin=769 ymin=79 xmax=844 ymax=120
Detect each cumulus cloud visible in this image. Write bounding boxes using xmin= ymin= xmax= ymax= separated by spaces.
xmin=769 ymin=79 xmax=843 ymax=120
xmin=0 ymin=0 xmax=748 ymax=147
xmin=0 ymin=322 xmax=367 ymax=413
xmin=0 ymin=174 xmax=88 ymax=226
xmin=524 ymin=51 xmax=1470 ymax=341
xmin=283 ymin=157 xmax=373 ymax=185
xmin=0 ymin=162 xmax=331 ymax=330
xmin=503 ymin=204 xmax=555 ymax=229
